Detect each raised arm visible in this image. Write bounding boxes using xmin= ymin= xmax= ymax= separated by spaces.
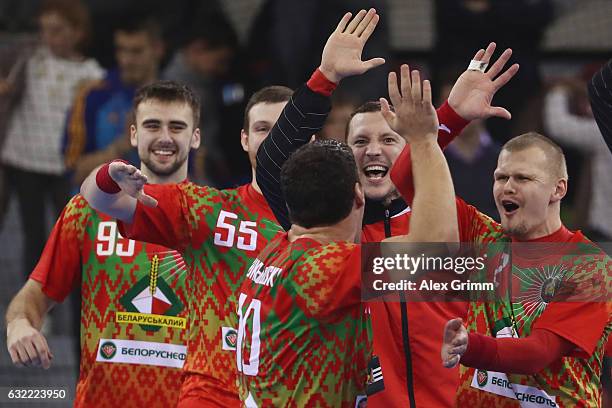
xmin=391 ymin=42 xmax=520 ymax=203
xmin=381 ymin=67 xmax=458 ymax=244
xmin=256 ymin=8 xmax=385 ymax=230
xmin=80 ymin=161 xmax=157 ymax=223
xmin=588 ymin=59 xmax=612 ymax=155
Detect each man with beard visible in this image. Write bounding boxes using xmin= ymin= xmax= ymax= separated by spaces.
xmin=6 ymin=81 xmax=196 ymax=407
xmin=256 ymin=36 xmax=519 ymax=405
xmin=78 ymin=9 xmax=384 ymax=406
xmin=429 ymin=132 xmax=612 ymax=407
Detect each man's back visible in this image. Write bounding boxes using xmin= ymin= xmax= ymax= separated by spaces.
xmin=237 ymin=233 xmax=371 ymax=407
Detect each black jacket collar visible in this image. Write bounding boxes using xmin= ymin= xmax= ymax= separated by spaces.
xmin=362 ymin=197 xmax=409 ymax=225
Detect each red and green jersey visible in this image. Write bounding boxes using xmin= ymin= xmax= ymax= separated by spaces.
xmin=236 ymin=233 xmax=372 ymax=407
xmin=455 ymin=199 xmax=612 ymax=408
xmin=30 ymin=194 xmax=189 ymax=408
xmin=117 ymin=181 xmax=280 ymax=405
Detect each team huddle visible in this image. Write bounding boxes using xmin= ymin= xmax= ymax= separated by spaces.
xmin=6 ymin=8 xmax=612 ymax=408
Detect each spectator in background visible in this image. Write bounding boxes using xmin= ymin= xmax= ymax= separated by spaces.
xmin=433 ymin=0 xmax=554 ymax=142
xmin=589 ymin=59 xmax=612 ymax=155
xmin=318 ymin=92 xmax=359 ymax=142
xmin=0 ymin=0 xmax=103 ymax=276
xmin=63 ymin=15 xmax=164 ymax=188
xmin=544 ymin=72 xmax=612 ymax=241
xmin=438 ymin=68 xmax=501 ymax=218
xmin=163 ymin=10 xmax=247 ymax=187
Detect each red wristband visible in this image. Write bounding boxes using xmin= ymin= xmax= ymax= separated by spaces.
xmin=306 ymin=69 xmax=337 ymax=97
xmin=438 ymin=100 xmax=470 ymax=133
xmin=95 ymin=159 xmax=129 ymax=194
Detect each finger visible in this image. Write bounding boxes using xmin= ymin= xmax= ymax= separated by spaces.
xmin=32 ymin=335 xmax=51 ymax=369
xmin=481 ymin=42 xmax=496 ymax=64
xmin=387 ymin=72 xmax=402 ymax=108
xmin=355 ymin=8 xmax=376 ymax=37
xmin=487 ymin=106 xmax=512 ymax=120
xmin=359 ymin=13 xmax=380 ymax=42
xmin=335 ymin=12 xmax=352 ymax=33
xmin=138 ymin=192 xmax=158 ymax=208
xmin=487 ymin=48 xmax=512 ymax=78
xmin=361 ymin=57 xmax=386 ymax=73
xmin=443 ymin=355 xmax=460 ymax=368
xmin=450 ymin=344 xmax=468 ymax=355
xmin=492 ymin=63 xmax=519 ymax=91
xmin=422 ymin=80 xmax=432 ymax=106
xmin=22 ymin=341 xmax=40 ymax=366
xmin=411 ymin=70 xmax=422 ymax=102
xmin=8 ymin=346 xmax=24 ymax=367
xmin=400 ymin=65 xmax=411 ymax=101
xmin=472 ymin=48 xmax=485 ymax=61
xmin=445 ymin=318 xmax=463 ymax=332
xmin=346 ymin=9 xmax=367 ymax=33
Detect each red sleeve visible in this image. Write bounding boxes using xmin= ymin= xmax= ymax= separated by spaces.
xmin=390 ymin=101 xmax=469 ymax=204
xmin=533 ymin=301 xmax=611 ymax=358
xmin=30 ymin=196 xmax=88 ymax=302
xmin=117 ymin=183 xmax=197 ymax=252
xmin=460 ymin=328 xmax=575 ymax=375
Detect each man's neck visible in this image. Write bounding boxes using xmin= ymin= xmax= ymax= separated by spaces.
xmin=513 ymin=216 xmax=563 ymax=241
xmin=251 ymin=168 xmax=261 ymax=194
xmin=141 ymin=165 xmax=187 ymax=185
xmin=288 ymin=217 xmax=357 ymax=245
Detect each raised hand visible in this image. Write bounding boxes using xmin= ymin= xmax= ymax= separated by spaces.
xmin=441 ymin=318 xmax=468 ymax=368
xmin=7 ymin=319 xmax=53 ymax=369
xmin=380 ymin=65 xmax=438 ymax=144
xmin=318 ymin=8 xmax=386 ymax=83
xmin=448 ymin=42 xmax=520 ymax=121
xmin=108 ymin=161 xmax=158 ymax=207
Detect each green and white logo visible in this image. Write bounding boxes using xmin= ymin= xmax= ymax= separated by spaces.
xmin=476 ymin=370 xmax=488 ymax=387
xmin=100 ymin=341 xmax=117 ymax=360
xmin=222 ymin=327 xmax=238 ymax=351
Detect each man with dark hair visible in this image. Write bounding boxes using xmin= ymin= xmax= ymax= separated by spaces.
xmin=63 ymin=15 xmax=165 ymax=186
xmin=237 ymin=66 xmax=459 ymax=406
xmin=6 ymin=80 xmax=198 ymax=407
xmin=78 ymin=10 xmax=383 ymax=406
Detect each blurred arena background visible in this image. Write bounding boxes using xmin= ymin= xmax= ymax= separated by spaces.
xmin=0 ymin=0 xmax=610 ymax=406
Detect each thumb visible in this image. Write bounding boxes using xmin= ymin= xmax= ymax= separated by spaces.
xmin=362 ymin=57 xmax=386 ymax=72
xmin=487 ymin=106 xmax=512 ymax=120
xmin=379 ymin=97 xmax=395 ymax=125
xmin=445 ymin=318 xmax=463 ymax=334
xmin=137 ymin=192 xmax=158 ymax=208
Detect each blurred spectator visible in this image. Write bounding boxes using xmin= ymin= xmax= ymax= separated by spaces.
xmin=63 ymin=15 xmax=164 ymax=188
xmin=246 ymin=0 xmax=389 ymax=102
xmin=589 ymin=59 xmax=612 ymax=156
xmin=318 ymin=92 xmax=359 ymax=142
xmin=433 ymin=0 xmax=555 ymax=142
xmin=544 ymin=76 xmax=612 ymax=241
xmin=163 ymin=9 xmax=247 ymax=186
xmin=0 ymin=0 xmax=103 ymax=276
xmin=438 ymin=77 xmax=501 ymax=218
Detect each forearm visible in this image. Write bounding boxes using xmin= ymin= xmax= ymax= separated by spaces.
xmin=390 ymin=102 xmax=468 ymax=204
xmin=588 ymin=59 xmax=612 ymax=155
xmin=256 ymin=70 xmax=334 ymax=230
xmin=6 ymin=280 xmax=54 ymax=331
xmin=408 ymin=140 xmax=458 ymax=242
xmin=80 ymin=163 xmax=136 ymax=222
xmin=461 ymin=329 xmax=574 ymax=375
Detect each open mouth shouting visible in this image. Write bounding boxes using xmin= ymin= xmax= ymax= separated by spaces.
xmin=500 ymin=199 xmax=520 ymax=216
xmin=363 ymin=164 xmax=389 ymax=182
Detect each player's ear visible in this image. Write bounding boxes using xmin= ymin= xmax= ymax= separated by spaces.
xmin=354 ymin=182 xmax=365 ymax=208
xmin=130 ymin=124 xmax=138 ymax=148
xmin=240 ymin=129 xmax=249 ymax=153
xmin=191 ymin=128 xmax=201 ymax=150
xmin=551 ymin=178 xmax=567 ymax=203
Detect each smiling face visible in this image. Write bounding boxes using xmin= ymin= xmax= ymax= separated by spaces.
xmin=131 ymin=99 xmax=200 ymax=182
xmin=346 ymin=111 xmax=406 ymax=203
xmin=493 ymin=146 xmax=566 ymax=240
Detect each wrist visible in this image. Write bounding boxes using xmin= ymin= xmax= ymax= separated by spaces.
xmin=440 ymin=100 xmax=471 ymax=128
xmin=314 ymin=66 xmax=341 ymax=86
xmin=95 ymin=159 xmax=128 ymax=194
